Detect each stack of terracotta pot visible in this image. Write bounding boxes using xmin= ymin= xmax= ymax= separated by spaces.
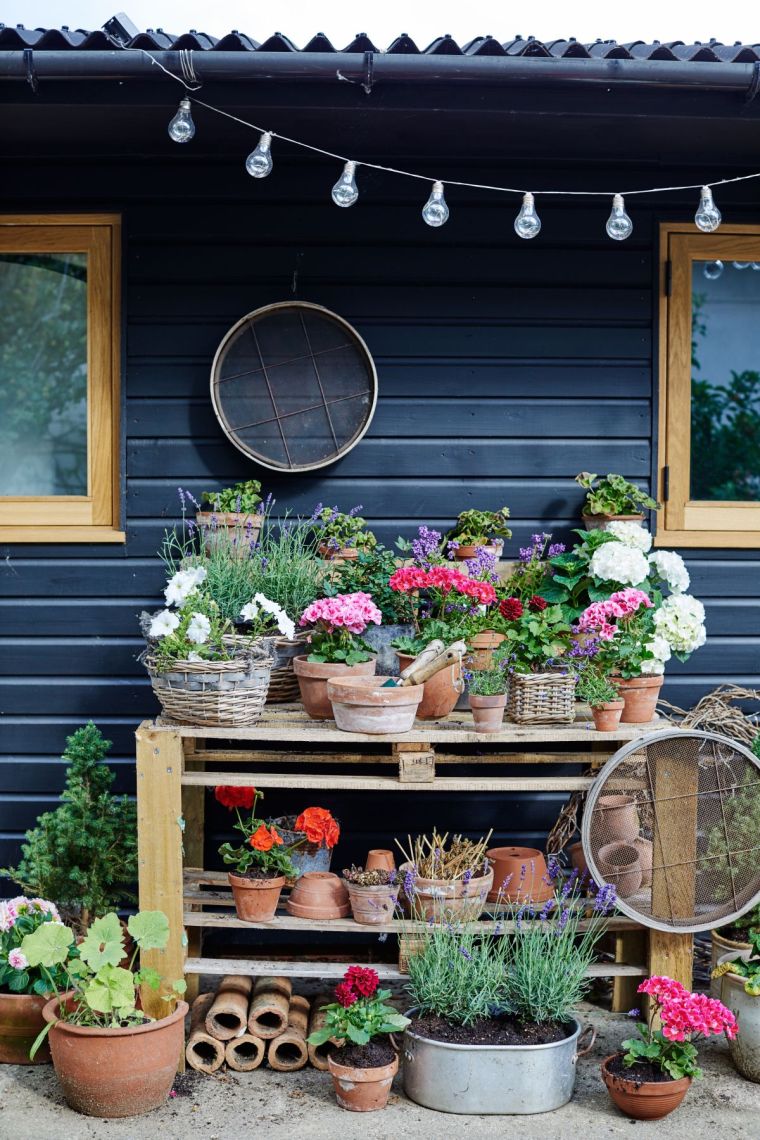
xmin=594 ymin=795 xmax=653 ymax=898
xmin=185 ymin=976 xmax=338 ymax=1075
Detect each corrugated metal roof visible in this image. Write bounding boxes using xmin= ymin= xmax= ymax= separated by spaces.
xmin=2 ymin=25 xmax=760 ymax=62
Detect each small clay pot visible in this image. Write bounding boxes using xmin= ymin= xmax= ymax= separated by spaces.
xmin=228 ymin=872 xmax=286 ymax=922
xmin=453 ymin=541 xmax=503 ymax=561
xmin=327 ymin=675 xmax=424 ymax=734
xmin=328 ymin=1050 xmax=398 ymax=1111
xmin=633 ymin=837 xmax=653 ymax=887
xmin=318 ymin=544 xmax=359 ymax=562
xmin=0 ymin=992 xmax=51 ymax=1065
xmin=591 ymin=699 xmax=625 ymax=732
xmin=400 ymin=861 xmax=494 ymax=922
xmin=286 ymin=872 xmax=350 ymax=919
xmin=467 ymin=629 xmax=507 ymax=671
xmin=293 ymin=655 xmax=376 ymax=720
xmin=366 ymin=849 xmax=396 ymax=873
xmin=346 ymin=881 xmax=400 ymax=925
xmin=396 ymin=653 xmax=462 ymax=720
xmin=196 ymin=511 xmax=262 ymax=557
xmin=486 ymin=846 xmax=554 ymax=904
xmin=596 ymin=794 xmax=640 ymax=842
xmin=469 ymin=693 xmax=506 ymax=733
xmin=582 ymin=513 xmax=645 ymax=532
xmin=615 ymin=674 xmax=664 ymax=723
xmin=597 ymin=842 xmax=642 ymax=898
xmin=601 ymin=1054 xmax=691 ymax=1120
xmin=567 ymin=841 xmax=588 ymax=875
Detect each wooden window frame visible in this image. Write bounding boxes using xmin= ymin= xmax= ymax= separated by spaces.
xmin=657 ymin=222 xmax=760 ymax=548
xmin=0 ymin=213 xmax=123 ymax=543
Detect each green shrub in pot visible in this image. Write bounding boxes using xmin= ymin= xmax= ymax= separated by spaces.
xmin=575 ymin=472 xmax=660 ymax=518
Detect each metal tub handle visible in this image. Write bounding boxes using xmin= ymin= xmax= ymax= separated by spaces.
xmin=575 ymin=1024 xmax=597 ymax=1058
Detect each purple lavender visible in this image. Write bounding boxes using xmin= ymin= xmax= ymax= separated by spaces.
xmin=308 ymin=501 xmax=324 ymax=522
xmin=465 ymin=546 xmax=499 ymax=584
xmin=519 ymin=546 xmax=533 ymax=562
xmin=411 ymin=525 xmax=442 ymax=566
xmin=403 ymin=867 xmax=417 ymax=898
xmin=348 ymin=504 xmax=364 ymax=517
xmin=458 ymin=946 xmax=472 ymax=961
xmin=545 ymin=855 xmax=561 ymax=883
xmin=539 ymin=896 xmax=555 ymax=920
xmin=593 ymin=882 xmax=618 ymax=914
xmin=548 ymin=543 xmax=566 ymax=557
xmin=446 ymin=539 xmax=460 ymax=559
xmin=462 ymin=868 xmax=473 ymax=886
xmin=628 ymin=1008 xmax=641 ymax=1019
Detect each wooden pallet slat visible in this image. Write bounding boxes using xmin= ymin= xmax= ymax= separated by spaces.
xmin=184 ymin=956 xmax=648 ymax=979
xmin=180 ymin=771 xmax=595 ymax=792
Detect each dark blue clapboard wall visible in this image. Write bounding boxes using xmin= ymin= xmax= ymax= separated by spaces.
xmin=1 ymin=157 xmax=759 ymax=881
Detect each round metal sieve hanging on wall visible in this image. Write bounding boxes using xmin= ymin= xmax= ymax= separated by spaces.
xmin=210 ymin=301 xmax=378 ymax=472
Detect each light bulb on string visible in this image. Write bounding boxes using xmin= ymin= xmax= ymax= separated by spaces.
xmin=422 ymin=181 xmax=449 ymax=227
xmin=694 ymin=186 xmax=721 ymax=233
xmin=606 ymin=194 xmax=633 ymax=241
xmin=703 ymin=260 xmax=724 ymax=280
xmin=733 ymin=261 xmax=751 ymax=270
xmin=514 ymin=192 xmax=541 ymax=239
xmin=752 ymin=263 xmax=760 ymax=271
xmin=245 ymin=132 xmax=273 ymax=178
xmin=332 ymin=161 xmax=359 ymax=207
xmin=168 ymin=98 xmax=195 ymax=143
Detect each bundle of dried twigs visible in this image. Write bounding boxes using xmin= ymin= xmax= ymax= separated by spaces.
xmin=395 ymin=828 xmax=493 ymax=880
xmin=659 ymin=684 xmax=760 ymax=749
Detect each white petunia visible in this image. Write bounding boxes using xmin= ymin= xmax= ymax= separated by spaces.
xmin=187 ymin=651 xmax=204 ymax=662
xmin=589 ymin=541 xmax=650 ymax=587
xmin=149 ymin=609 xmax=181 ymax=638
xmin=164 ymin=566 xmax=207 ymax=607
xmin=240 ymin=599 xmax=260 ymax=622
xmin=605 ymin=521 xmax=653 ymax=553
xmin=653 ymin=594 xmax=706 ymax=655
xmin=241 ymin=594 xmax=296 ymax=641
xmin=648 ymin=550 xmax=690 ymax=595
xmin=186 ymin=612 xmax=212 ymax=645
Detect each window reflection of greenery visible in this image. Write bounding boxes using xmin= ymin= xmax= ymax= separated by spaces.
xmin=691 ymin=291 xmax=760 ymax=502
xmin=0 ymin=253 xmax=88 ymax=496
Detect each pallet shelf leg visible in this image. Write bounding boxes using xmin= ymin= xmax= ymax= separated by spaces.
xmin=183 ymin=740 xmax=205 ymax=1005
xmin=136 ymin=723 xmax=186 ymax=1023
xmin=648 ymin=929 xmax=694 ymax=992
xmin=612 ymin=929 xmax=647 ymax=1012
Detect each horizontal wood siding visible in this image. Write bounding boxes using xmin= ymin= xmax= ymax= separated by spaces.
xmin=1 ymin=158 xmax=759 ymax=886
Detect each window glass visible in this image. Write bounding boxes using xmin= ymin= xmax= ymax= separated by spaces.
xmin=0 ymin=252 xmax=88 ymax=495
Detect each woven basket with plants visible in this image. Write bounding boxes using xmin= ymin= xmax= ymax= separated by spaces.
xmin=495 ymin=593 xmax=576 ymax=724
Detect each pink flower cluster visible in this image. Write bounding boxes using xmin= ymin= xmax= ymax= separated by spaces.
xmin=637 ymin=976 xmax=737 ymax=1042
xmin=299 ymin=592 xmax=382 ymax=635
xmin=0 ymin=896 xmax=60 ymax=932
xmin=389 ymin=565 xmax=496 ymax=605
xmin=577 ymin=588 xmax=653 ymax=641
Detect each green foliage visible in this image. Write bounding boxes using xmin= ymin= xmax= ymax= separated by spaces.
xmin=622 ymin=1023 xmax=701 ymax=1081
xmin=217 ymin=790 xmax=298 ymax=878
xmin=323 ymin=545 xmax=414 ymax=624
xmin=306 ymin=627 xmax=375 ymax=666
xmin=0 ymin=901 xmax=73 ymax=997
xmin=2 ymin=724 xmax=137 ymax=929
xmin=539 ymin=529 xmax=621 ymax=617
xmin=405 ymin=923 xmax=512 ymax=1026
xmin=201 ymin=479 xmax=263 ymax=513
xmin=466 ymin=662 xmax=509 ymax=696
xmin=308 ymin=985 xmax=409 ymax=1047
xmin=314 ymin=506 xmax=377 ymax=551
xmin=575 ymin=472 xmax=660 ymax=516
xmin=498 ymin=604 xmax=573 ymax=674
xmin=391 ymin=618 xmax=468 ymax=657
xmin=448 ymin=506 xmax=512 ymax=545
xmin=576 ymin=669 xmax=620 ymax=707
xmin=150 ymin=591 xmax=231 ymax=671
xmin=701 ymin=776 xmax=760 ymax=902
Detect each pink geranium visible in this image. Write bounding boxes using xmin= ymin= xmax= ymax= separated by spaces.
xmin=300 ymin=592 xmax=382 ymax=636
xmin=577 ymin=589 xmax=652 ymax=639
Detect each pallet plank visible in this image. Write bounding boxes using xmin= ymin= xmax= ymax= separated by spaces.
xmin=180 ymin=772 xmax=595 ymax=792
xmin=184 ymin=957 xmax=647 ymax=979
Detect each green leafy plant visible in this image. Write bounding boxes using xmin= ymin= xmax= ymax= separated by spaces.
xmin=307 ymin=966 xmax=409 ymax=1048
xmin=2 ymin=724 xmax=137 ymax=931
xmin=540 ymin=529 xmax=623 ymax=616
xmin=392 ymin=617 xmax=469 ymax=656
xmin=313 ymin=505 xmax=377 ymax=552
xmin=466 ymin=658 xmax=509 ymax=696
xmin=447 ymin=507 xmax=512 ymax=546
xmin=200 ymin=479 xmax=263 ymax=513
xmin=701 ymin=776 xmax=760 ymax=903
xmin=575 ymin=472 xmax=660 ymax=517
xmin=323 ymin=544 xmax=415 ymax=624
xmin=148 ymin=583 xmax=232 ymax=671
xmin=0 ymin=897 xmax=69 ymax=996
xmin=576 ymin=668 xmax=620 ymax=708
xmin=713 ymin=928 xmax=760 ymax=995
xmin=216 ymin=786 xmax=298 ymax=879
xmin=21 ymin=910 xmax=186 ymax=1057
xmin=497 ymin=599 xmax=573 ymax=674
xmin=405 ymin=922 xmax=512 ymax=1026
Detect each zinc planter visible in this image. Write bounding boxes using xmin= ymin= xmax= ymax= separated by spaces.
xmin=601 ymin=1054 xmax=691 ymax=1119
xmin=270 ymin=814 xmax=333 ymax=879
xmin=327 ymin=675 xmax=424 ymax=734
xmin=615 ymin=675 xmax=664 ymax=723
xmin=293 ymin=656 xmax=376 ymax=720
xmin=346 ymin=881 xmax=400 ymax=925
xmin=396 ymin=653 xmax=462 ymax=720
xmin=403 ymin=1015 xmax=593 ymax=1114
xmin=228 ymin=872 xmax=286 ymax=922
xmin=711 ymin=927 xmax=751 ymax=999
xmin=399 ymin=861 xmax=494 ymax=922
xmin=328 ymin=1050 xmax=398 ymax=1112
xmin=721 ymin=971 xmax=760 ymax=1082
xmin=469 ymin=693 xmax=507 ymax=734
xmin=42 ymin=996 xmax=188 ymax=1118
xmin=363 ymin=624 xmax=414 ymax=676
xmin=0 ymin=992 xmax=51 ymax=1065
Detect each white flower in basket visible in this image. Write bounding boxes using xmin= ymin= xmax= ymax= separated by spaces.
xmin=149 ymin=609 xmax=180 ymax=638
xmin=240 ymin=593 xmax=296 ymax=641
xmin=164 ymin=566 xmax=207 ymax=607
xmin=186 ymin=612 xmax=212 ymax=645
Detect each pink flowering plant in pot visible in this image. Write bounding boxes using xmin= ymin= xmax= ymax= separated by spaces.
xmin=299 ymin=592 xmax=382 ymax=666
xmin=0 ymin=896 xmax=67 ymax=997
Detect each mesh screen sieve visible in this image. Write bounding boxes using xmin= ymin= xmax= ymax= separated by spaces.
xmin=582 ymin=730 xmax=760 ymax=933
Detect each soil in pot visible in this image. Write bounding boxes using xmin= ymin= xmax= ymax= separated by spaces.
xmin=328 ymin=1044 xmax=398 ymax=1112
xmin=410 ymin=1013 xmax=570 ymax=1046
xmin=228 ymin=870 xmax=286 ymax=922
xmin=601 ymin=1053 xmax=691 ymax=1120
xmin=615 ymin=674 xmax=664 ymax=723
xmin=293 ymin=655 xmax=376 ymax=720
xmin=0 ymin=992 xmax=51 ymax=1065
xmin=396 ymin=653 xmax=462 ymax=720
xmin=591 ymin=700 xmax=625 ymax=732
xmin=285 ymin=872 xmax=350 ymax=919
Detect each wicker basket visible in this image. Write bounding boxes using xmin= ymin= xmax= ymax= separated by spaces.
xmin=142 ymin=636 xmax=273 ymax=727
xmin=265 ymin=634 xmax=308 ymax=705
xmin=506 ymin=671 xmax=577 ymax=725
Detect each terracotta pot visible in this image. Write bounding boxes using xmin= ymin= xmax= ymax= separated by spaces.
xmin=597 ymin=842 xmax=642 ymax=898
xmin=567 ymin=841 xmax=588 ymax=875
xmin=601 ymin=1054 xmax=691 ymax=1120
xmin=328 ymin=1050 xmax=398 ymax=1112
xmin=454 ymin=541 xmax=503 ymax=561
xmin=633 ymin=837 xmax=653 ymax=887
xmin=318 ymin=544 xmax=360 ymax=562
xmin=470 ymin=693 xmax=507 ymax=733
xmin=346 ymin=881 xmax=400 ymax=925
xmin=228 ymin=872 xmax=286 ymax=922
xmin=0 ymin=991 xmax=51 ymax=1065
xmin=366 ymin=849 xmax=396 ymax=873
xmin=286 ymin=872 xmax=350 ymax=919
xmin=711 ymin=927 xmax=751 ymax=999
xmin=196 ymin=511 xmax=262 ymax=556
xmin=327 ymin=675 xmax=424 ymax=734
xmin=582 ymin=512 xmax=645 ymax=532
xmin=293 ymin=655 xmax=376 ymax=720
xmin=43 ymin=996 xmax=188 ymax=1118
xmin=615 ymin=674 xmax=664 ymax=723
xmin=486 ymin=846 xmax=554 ymax=904
xmin=596 ymin=794 xmax=640 ymax=842
xmin=591 ymin=699 xmax=625 ymax=732
xmin=400 ymin=861 xmax=494 ymax=921
xmin=467 ymin=630 xmax=507 ymax=671
xmin=396 ymin=653 xmax=462 ymax=720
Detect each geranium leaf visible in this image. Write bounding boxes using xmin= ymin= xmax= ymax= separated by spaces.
xmin=79 ymin=913 xmax=125 ymax=969
xmin=21 ymin=921 xmax=74 ymax=968
xmin=127 ymin=911 xmax=169 ymax=951
xmin=84 ymin=965 xmax=136 ymax=1014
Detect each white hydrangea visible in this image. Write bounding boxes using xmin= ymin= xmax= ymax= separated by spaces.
xmin=164 ymin=566 xmax=207 ymax=607
xmin=149 ymin=609 xmax=180 ymax=638
xmin=648 ymin=550 xmax=690 ymax=595
xmin=640 ymin=635 xmax=672 ymax=675
xmin=186 ymin=612 xmax=212 ymax=645
xmin=589 ymin=541 xmax=650 ymax=587
xmin=653 ymin=594 xmax=707 ymax=655
xmin=605 ymin=521 xmax=653 ymax=553
xmin=640 ymin=656 xmax=666 ymax=675
xmin=240 ymin=593 xmax=296 ymax=641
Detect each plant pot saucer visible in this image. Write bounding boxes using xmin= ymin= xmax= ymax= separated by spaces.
xmin=285 ymin=898 xmax=351 ymax=919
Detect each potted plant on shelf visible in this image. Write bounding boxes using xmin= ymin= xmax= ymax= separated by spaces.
xmin=307 ymin=966 xmax=409 ymax=1112
xmin=713 ymin=927 xmax=760 ymax=1081
xmin=216 ymin=786 xmax=297 ymax=921
xmin=575 ymin=666 xmax=624 ymax=731
xmin=0 ymin=896 xmax=66 ymax=1065
xmin=601 ymin=975 xmax=737 ymax=1119
xmin=294 ymin=592 xmax=380 ymax=719
xmin=445 ymin=506 xmax=512 ymax=560
xmin=269 ymin=806 xmax=341 ymax=879
xmin=575 ymin=471 xmax=660 ymax=529
xmin=402 ymin=865 xmax=614 ymax=1114
xmin=465 ymin=654 xmax=509 ymax=733
xmin=21 ymin=910 xmax=187 ymax=1118
xmin=195 ymin=479 xmax=264 ymax=544
xmin=342 ymin=866 xmax=399 ymax=925
xmin=313 ymin=504 xmax=377 ymax=562
xmin=710 ymin=903 xmax=760 ymax=998
xmin=396 ymin=829 xmax=494 ymax=922
xmin=496 ymin=594 xmax=576 ymax=724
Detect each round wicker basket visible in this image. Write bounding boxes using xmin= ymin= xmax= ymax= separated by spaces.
xmin=265 ymin=633 xmax=309 ymax=705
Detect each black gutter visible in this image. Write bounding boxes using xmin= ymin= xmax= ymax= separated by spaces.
xmin=0 ymin=49 xmax=757 ymax=93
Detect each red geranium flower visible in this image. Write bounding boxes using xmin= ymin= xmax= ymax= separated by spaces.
xmin=499 ymin=597 xmax=523 ymax=621
xmin=249 ymin=824 xmax=283 ymax=852
xmin=295 ymin=807 xmax=341 ymax=849
xmin=215 ymin=785 xmax=257 ymax=811
xmin=334 ymin=981 xmax=358 ymax=1008
xmin=528 ymin=596 xmax=548 ymax=612
xmin=345 ymin=965 xmax=379 ymax=997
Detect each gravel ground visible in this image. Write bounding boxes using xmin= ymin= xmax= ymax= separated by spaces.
xmin=1 ymin=1004 xmax=758 ymax=1140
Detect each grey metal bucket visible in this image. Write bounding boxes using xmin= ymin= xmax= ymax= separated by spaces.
xmin=270 ymin=815 xmax=333 ymax=879
xmin=402 ymin=1014 xmax=594 ymax=1114
xmin=363 ymin=624 xmax=414 ymax=676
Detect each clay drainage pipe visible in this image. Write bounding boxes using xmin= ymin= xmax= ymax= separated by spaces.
xmin=225 ymin=1033 xmax=266 ymax=1072
xmin=267 ymin=995 xmax=310 ymax=1072
xmin=307 ymin=993 xmax=342 ymax=1071
xmin=185 ymin=994 xmax=225 ymax=1074
xmin=248 ymin=977 xmax=292 ymax=1039
xmin=205 ymin=975 xmax=253 ymax=1040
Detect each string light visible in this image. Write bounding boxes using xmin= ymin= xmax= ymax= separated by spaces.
xmin=167 ymin=97 xmax=195 ymax=143
xmin=703 ymin=260 xmax=724 ymax=280
xmin=245 ymin=131 xmax=273 ymax=178
xmin=332 ymin=161 xmax=359 ymax=207
xmin=606 ymin=194 xmax=633 ymax=241
xmin=514 ymin=192 xmax=541 ymax=239
xmin=422 ymin=181 xmax=449 ymax=227
xmin=695 ymin=186 xmax=721 ymax=232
